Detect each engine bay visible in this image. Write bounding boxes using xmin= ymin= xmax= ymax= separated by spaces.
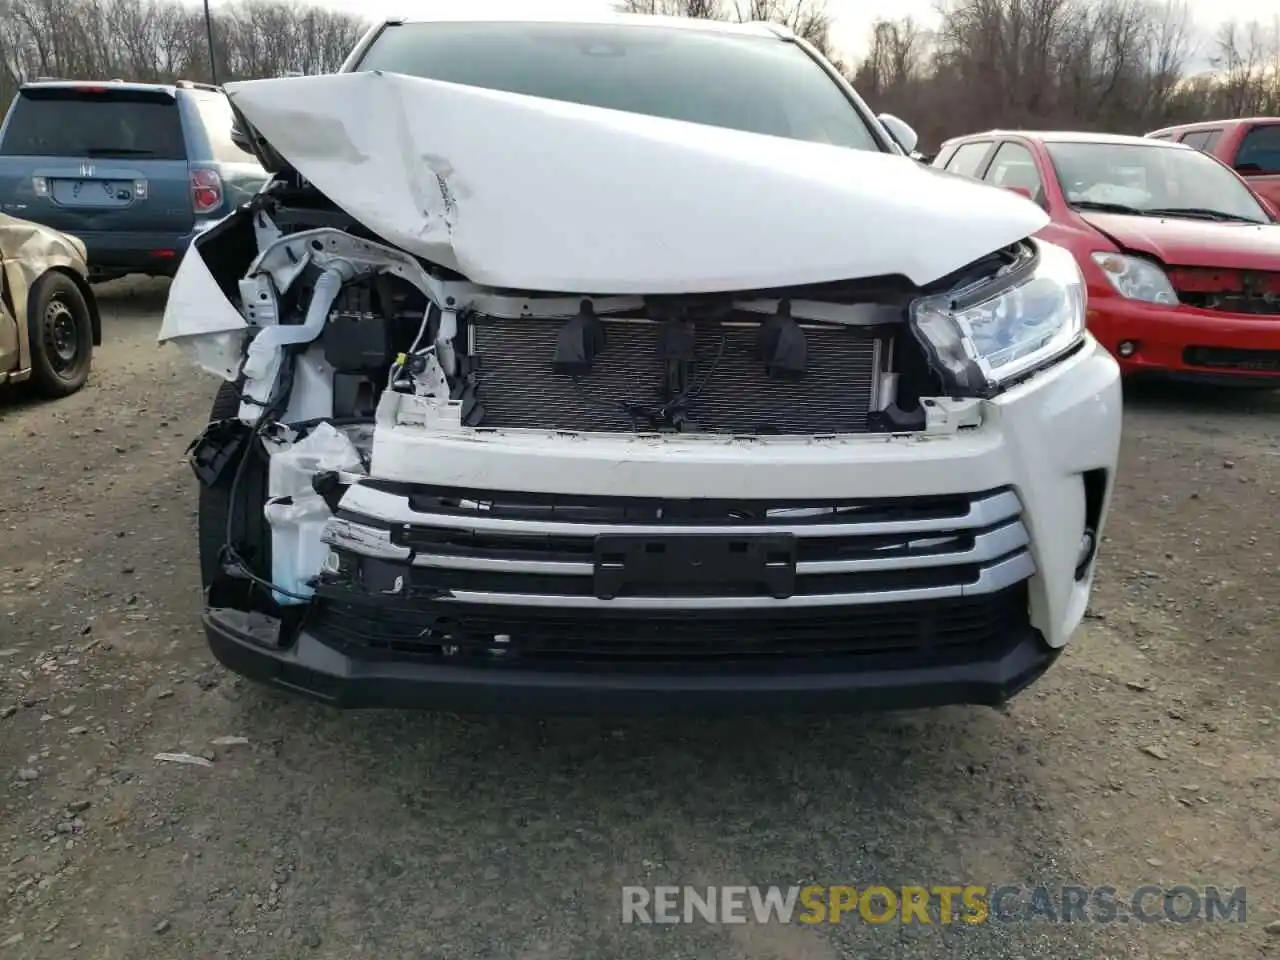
xmin=177 ymin=177 xmax=1012 ymax=616
xmin=188 ymin=181 xmax=974 ymax=442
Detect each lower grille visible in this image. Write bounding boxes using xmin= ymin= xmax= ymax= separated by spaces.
xmin=1184 ymin=346 xmax=1280 ymax=373
xmin=322 ymin=482 xmax=1035 ymax=606
xmin=470 ymin=316 xmax=882 ymax=434
xmin=307 ymin=584 xmax=1030 ymax=671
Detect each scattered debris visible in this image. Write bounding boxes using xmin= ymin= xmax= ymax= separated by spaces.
xmin=153 ymin=919 xmax=171 ymax=935
xmin=211 ymin=736 xmax=249 ymax=747
xmin=16 ymin=767 xmax=39 ymax=781
xmin=1125 ymin=680 xmax=1150 ymax=692
xmin=1141 ymin=745 xmax=1170 ymax=761
xmin=153 ymin=752 xmax=213 ymax=768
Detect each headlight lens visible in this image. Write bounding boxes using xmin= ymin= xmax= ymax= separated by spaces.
xmin=1090 ymin=252 xmax=1178 ymax=304
xmin=910 ymin=240 xmax=1086 ymax=395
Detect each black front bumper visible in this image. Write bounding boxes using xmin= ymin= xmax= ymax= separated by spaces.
xmin=204 ymin=607 xmax=1060 ymax=715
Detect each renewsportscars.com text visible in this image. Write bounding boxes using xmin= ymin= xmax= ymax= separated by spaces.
xmin=621 ymin=884 xmax=1247 ymax=925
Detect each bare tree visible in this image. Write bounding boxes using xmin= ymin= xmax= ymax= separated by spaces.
xmin=851 ymin=0 xmax=1280 ymax=150
xmin=0 ymin=0 xmax=1277 ymax=155
xmin=0 ymin=0 xmax=368 ymax=110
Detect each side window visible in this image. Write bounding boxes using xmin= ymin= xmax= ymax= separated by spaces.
xmin=192 ymin=93 xmax=256 ymax=163
xmin=1179 ymin=131 xmax=1210 ymax=150
xmin=1236 ymin=124 xmax=1280 ymax=175
xmin=1201 ymin=129 xmax=1223 ymax=151
xmin=944 ymin=142 xmax=993 ymax=178
xmin=983 ymin=142 xmax=1045 ymax=204
xmin=932 ymin=144 xmax=958 ymax=169
xmin=1149 ymin=132 xmax=1174 ymax=140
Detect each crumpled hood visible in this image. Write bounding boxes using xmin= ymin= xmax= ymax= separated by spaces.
xmin=1081 ymin=212 xmax=1280 ymax=271
xmin=224 ymin=71 xmax=1048 ymax=294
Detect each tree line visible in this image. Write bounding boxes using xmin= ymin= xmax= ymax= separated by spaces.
xmin=624 ymin=0 xmax=1280 ymax=150
xmin=0 ymin=0 xmax=366 ymax=105
xmin=0 ymin=0 xmax=1276 ymax=153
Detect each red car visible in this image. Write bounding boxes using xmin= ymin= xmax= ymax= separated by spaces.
xmin=933 ymin=131 xmax=1280 ymax=385
xmin=1146 ymin=117 xmax=1280 ymax=211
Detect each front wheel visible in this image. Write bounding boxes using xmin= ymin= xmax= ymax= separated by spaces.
xmin=26 ymin=272 xmax=93 ymax=398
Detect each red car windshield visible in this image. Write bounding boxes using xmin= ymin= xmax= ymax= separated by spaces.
xmin=1045 ymin=141 xmax=1270 ymax=224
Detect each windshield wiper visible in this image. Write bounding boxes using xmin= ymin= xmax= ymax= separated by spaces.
xmin=1142 ymin=207 xmax=1264 ymax=224
xmin=83 ymin=147 xmax=155 ymax=156
xmin=1069 ymin=200 xmax=1147 ymax=216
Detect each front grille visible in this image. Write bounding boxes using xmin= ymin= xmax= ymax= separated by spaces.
xmin=1184 ymin=346 xmax=1280 ymax=372
xmin=470 ymin=316 xmax=882 ymax=434
xmin=315 ymin=483 xmax=1034 ymax=628
xmin=305 ymin=584 xmax=1031 ymax=671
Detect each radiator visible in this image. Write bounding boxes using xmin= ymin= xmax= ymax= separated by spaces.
xmin=469 ymin=316 xmax=883 ymax=435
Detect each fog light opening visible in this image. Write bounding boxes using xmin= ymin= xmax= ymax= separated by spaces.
xmin=1074 ymin=529 xmax=1098 ymax=580
xmin=1117 ymin=340 xmax=1138 ymax=358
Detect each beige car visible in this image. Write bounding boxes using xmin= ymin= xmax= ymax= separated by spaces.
xmin=0 ymin=213 xmax=99 ymax=397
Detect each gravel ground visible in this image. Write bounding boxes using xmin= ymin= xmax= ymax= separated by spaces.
xmin=1 ymin=278 xmax=1277 ymax=959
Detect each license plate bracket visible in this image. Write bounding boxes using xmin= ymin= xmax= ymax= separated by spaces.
xmin=593 ymin=533 xmax=797 ymax=600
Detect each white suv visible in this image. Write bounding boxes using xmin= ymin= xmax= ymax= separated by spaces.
xmin=160 ymin=8 xmax=1122 ymax=713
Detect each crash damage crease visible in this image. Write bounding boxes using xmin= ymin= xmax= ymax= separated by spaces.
xmin=157 ymin=70 xmax=1056 ymax=661
xmin=0 ymin=213 xmax=100 ymax=384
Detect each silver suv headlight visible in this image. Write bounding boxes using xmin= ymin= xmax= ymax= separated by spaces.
xmin=910 ymin=240 xmax=1086 ymax=396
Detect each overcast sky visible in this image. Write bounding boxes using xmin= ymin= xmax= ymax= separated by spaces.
xmin=218 ymin=0 xmax=1264 ymax=64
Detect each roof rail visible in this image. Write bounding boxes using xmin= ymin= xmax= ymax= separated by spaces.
xmin=175 ymin=79 xmax=220 ymax=91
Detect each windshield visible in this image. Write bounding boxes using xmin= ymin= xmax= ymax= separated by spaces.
xmin=0 ymin=87 xmax=186 ymax=159
xmin=353 ymin=21 xmax=881 ymax=151
xmin=1045 ymin=141 xmax=1269 ymax=223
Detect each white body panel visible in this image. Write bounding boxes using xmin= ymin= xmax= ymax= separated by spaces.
xmin=361 ymin=343 xmax=1122 ymax=649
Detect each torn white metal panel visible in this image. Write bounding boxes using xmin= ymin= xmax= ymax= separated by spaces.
xmin=265 ymin=422 xmax=368 ymax=605
xmin=157 ymin=245 xmax=248 ymax=381
xmin=224 ymin=71 xmax=1048 ymax=293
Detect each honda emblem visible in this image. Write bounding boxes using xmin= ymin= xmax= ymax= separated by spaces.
xmin=79 ymin=163 xmax=95 ymax=177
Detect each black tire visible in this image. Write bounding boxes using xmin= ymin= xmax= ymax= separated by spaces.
xmin=26 ymin=271 xmax=93 ymax=398
xmin=197 ymin=382 xmax=272 ymax=597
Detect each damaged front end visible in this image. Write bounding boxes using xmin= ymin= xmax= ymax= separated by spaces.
xmin=159 ymin=71 xmax=1100 ymax=711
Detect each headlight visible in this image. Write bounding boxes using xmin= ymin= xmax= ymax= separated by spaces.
xmin=910 ymin=240 xmax=1086 ymax=395
xmin=1091 ymin=252 xmax=1177 ymax=304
